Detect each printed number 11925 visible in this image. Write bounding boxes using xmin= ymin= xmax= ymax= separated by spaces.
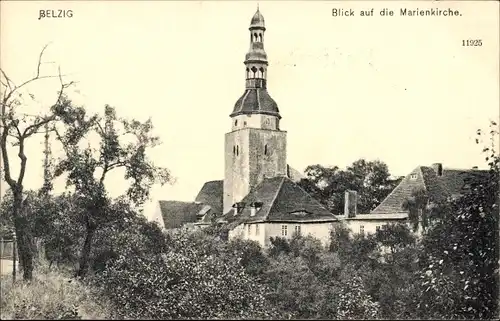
xmin=462 ymin=39 xmax=482 ymax=47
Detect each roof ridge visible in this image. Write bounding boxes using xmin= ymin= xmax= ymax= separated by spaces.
xmin=418 ymin=166 xmax=429 ymax=193
xmin=239 ymin=90 xmax=251 ymax=112
xmin=256 ymin=88 xmax=261 ymax=111
xmin=372 ymin=166 xmax=420 ymax=213
xmin=291 ymin=177 xmax=332 ymax=213
xmin=265 ymin=176 xmax=286 ymax=220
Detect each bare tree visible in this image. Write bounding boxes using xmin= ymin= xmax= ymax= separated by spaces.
xmin=0 ymin=44 xmax=74 ymax=280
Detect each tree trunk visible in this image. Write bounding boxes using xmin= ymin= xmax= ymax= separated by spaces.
xmin=76 ymin=225 xmax=95 ymax=277
xmin=12 ymin=193 xmax=34 ymax=281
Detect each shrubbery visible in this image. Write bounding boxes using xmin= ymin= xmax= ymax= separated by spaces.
xmin=0 ymin=268 xmax=114 ymax=320
xmin=91 ymin=231 xmax=280 ymax=320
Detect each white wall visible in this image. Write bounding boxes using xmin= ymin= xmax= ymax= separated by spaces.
xmin=345 ymin=219 xmax=411 ymax=236
xmin=229 ymin=221 xmax=338 ymax=248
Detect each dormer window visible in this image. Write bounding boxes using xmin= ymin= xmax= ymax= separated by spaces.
xmin=250 ymin=201 xmax=263 ymax=216
xmin=410 ymin=173 xmax=417 ymax=180
xmin=233 ymin=202 xmax=246 ymax=215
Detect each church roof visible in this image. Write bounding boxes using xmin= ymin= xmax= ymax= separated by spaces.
xmin=158 ymin=201 xmax=205 ymax=229
xmin=225 ymin=176 xmax=338 ymax=223
xmin=231 ymin=88 xmax=280 ymax=118
xmin=195 ymin=180 xmax=223 ymax=215
xmin=371 ymin=165 xmax=490 ymax=214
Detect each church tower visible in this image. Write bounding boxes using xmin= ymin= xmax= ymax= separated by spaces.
xmin=223 ymin=8 xmax=287 ymax=214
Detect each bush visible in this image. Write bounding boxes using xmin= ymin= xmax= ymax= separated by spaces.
xmin=0 ymin=271 xmax=114 ymax=320
xmin=92 ymin=231 xmax=280 ymax=319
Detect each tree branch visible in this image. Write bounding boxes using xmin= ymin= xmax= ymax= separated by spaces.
xmin=17 ymin=137 xmax=27 ymax=185
xmin=22 ymin=115 xmax=56 ymax=138
xmin=0 ymin=123 xmax=16 ymax=188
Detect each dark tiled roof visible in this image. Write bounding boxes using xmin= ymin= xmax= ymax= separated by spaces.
xmin=225 ymin=176 xmax=337 ymax=223
xmin=195 ymin=180 xmax=223 ymax=215
xmin=372 ymin=166 xmax=490 ymax=214
xmin=231 ymin=89 xmax=280 ymax=118
xmin=158 ymin=201 xmax=205 ymax=229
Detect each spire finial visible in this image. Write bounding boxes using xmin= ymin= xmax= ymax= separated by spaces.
xmin=257 ymin=3 xmax=259 ymax=11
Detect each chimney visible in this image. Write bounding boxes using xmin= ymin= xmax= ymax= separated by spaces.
xmin=431 ymin=163 xmax=443 ymax=176
xmin=344 ymin=190 xmax=358 ymax=218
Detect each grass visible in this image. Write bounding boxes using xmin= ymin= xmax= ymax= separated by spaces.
xmin=0 ymin=262 xmax=116 ymax=320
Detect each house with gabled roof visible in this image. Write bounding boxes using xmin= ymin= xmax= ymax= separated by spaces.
xmin=151 ymin=8 xmax=340 ymax=246
xmin=223 ymin=176 xmax=339 ymax=247
xmin=340 ymin=163 xmax=490 ymax=236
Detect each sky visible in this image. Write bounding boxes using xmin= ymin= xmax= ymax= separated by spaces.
xmin=1 ymin=1 xmax=499 ymax=218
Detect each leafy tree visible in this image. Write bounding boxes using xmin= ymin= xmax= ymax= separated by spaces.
xmin=298 ymin=159 xmax=401 ymax=214
xmin=374 ymin=223 xmax=416 ymax=259
xmin=53 ymin=105 xmax=171 ymax=277
xmin=335 ymin=270 xmax=380 ymax=319
xmin=226 ymin=238 xmax=269 ymax=277
xmin=0 ymin=45 xmax=75 ymax=280
xmin=93 ymin=231 xmax=280 ymax=320
xmin=401 ymin=187 xmax=430 ymax=232
xmin=262 ymin=254 xmax=320 ymax=319
xmin=414 ymin=121 xmax=499 ymax=319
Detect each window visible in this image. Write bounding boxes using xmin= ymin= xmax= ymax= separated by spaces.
xmin=256 ymin=224 xmax=259 ymax=235
xmin=243 ymin=121 xmax=247 ymax=126
xmin=360 ymin=225 xmax=365 ymax=234
xmin=376 ymin=225 xmax=380 ymax=232
xmin=235 ymin=120 xmax=238 ymax=126
xmin=236 ymin=145 xmax=239 ymax=156
xmin=295 ymin=225 xmax=301 ymax=235
xmin=410 ymin=173 xmax=417 ymax=179
xmin=281 ymin=225 xmax=288 ymax=236
xmin=233 ymin=145 xmax=236 ymax=155
xmin=264 ymin=144 xmax=268 ymax=155
xmin=247 ymin=224 xmax=251 ymax=234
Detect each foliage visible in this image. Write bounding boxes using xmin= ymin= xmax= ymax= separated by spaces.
xmin=413 ymin=121 xmax=499 ymax=319
xmin=53 ymin=104 xmax=172 ymax=276
xmin=401 ymin=187 xmax=430 ymax=232
xmin=374 ymin=223 xmax=416 ymax=257
xmin=335 ymin=270 xmax=380 ymax=320
xmin=0 ymin=270 xmax=115 ymax=320
xmin=92 ymin=231 xmax=280 ymax=320
xmin=226 ymin=238 xmax=270 ymax=277
xmin=298 ymin=159 xmax=401 ymax=214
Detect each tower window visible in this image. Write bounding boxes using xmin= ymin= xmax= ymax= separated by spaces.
xmin=259 ymin=67 xmax=265 ymax=79
xmin=253 ymin=33 xmax=258 ymax=42
xmin=264 ymin=144 xmax=268 ymax=155
xmin=236 ymin=145 xmax=239 ymax=156
xmin=258 ymin=33 xmax=262 ymax=42
xmin=235 ymin=119 xmax=238 ymax=126
xmin=251 ymin=66 xmax=257 ymax=78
